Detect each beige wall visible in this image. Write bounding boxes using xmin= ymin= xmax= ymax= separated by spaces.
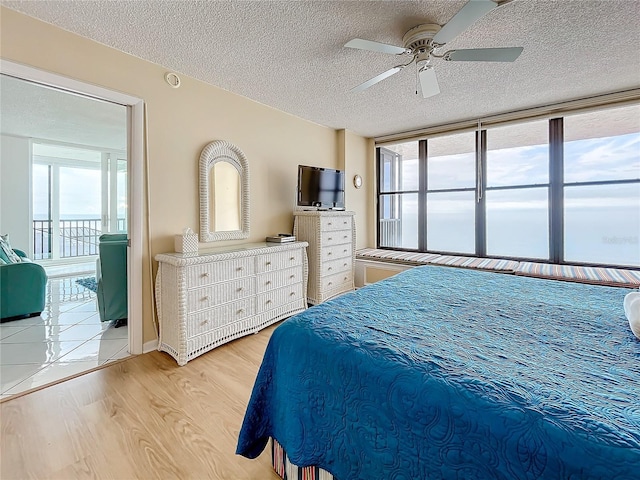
xmin=338 ymin=130 xmax=375 ymax=250
xmin=1 ymin=7 xmax=372 ymax=343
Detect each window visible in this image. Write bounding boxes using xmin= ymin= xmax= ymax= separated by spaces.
xmin=376 ymin=103 xmax=639 ymax=267
xmin=563 ymin=105 xmax=640 ymax=266
xmin=32 ymin=143 xmax=127 ymax=260
xmin=485 ymin=120 xmax=549 ymax=259
xmin=32 ymin=164 xmax=51 ymax=260
xmin=378 ymin=143 xmax=419 ymax=249
xmin=426 ymin=132 xmax=476 ymax=254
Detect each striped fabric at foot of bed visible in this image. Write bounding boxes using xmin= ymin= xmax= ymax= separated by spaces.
xmin=516 ymin=262 xmax=640 ymax=288
xmin=272 ymin=438 xmax=334 ymax=480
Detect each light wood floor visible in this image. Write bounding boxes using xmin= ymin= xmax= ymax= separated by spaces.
xmin=1 ymin=325 xmax=282 ymax=479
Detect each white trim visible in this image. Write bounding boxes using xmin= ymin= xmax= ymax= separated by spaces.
xmin=128 ymin=97 xmax=144 ymax=355
xmin=1 ymin=59 xmax=142 ymax=106
xmin=1 ymin=59 xmax=145 ymax=356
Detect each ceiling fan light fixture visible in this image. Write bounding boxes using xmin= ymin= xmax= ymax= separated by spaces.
xmin=402 ymin=24 xmax=442 ymax=53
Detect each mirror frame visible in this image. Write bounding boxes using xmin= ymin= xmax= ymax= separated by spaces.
xmin=199 ymin=140 xmax=250 ymax=242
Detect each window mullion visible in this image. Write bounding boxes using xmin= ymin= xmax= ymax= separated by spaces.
xmin=419 ymin=140 xmax=428 ymax=252
xmin=549 ymin=117 xmax=564 ymax=263
xmin=376 ymin=147 xmax=381 ymax=248
xmin=475 ymin=129 xmax=487 ymax=256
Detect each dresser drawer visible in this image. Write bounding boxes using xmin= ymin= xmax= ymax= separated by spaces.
xmin=256 ymin=283 xmax=304 ymax=313
xmin=321 ymin=229 xmax=352 ymax=247
xmin=186 ymin=258 xmax=254 ymax=288
xmin=321 ymin=270 xmax=354 ymax=293
xmin=255 ymin=248 xmax=303 ymax=274
xmin=256 ymin=266 xmax=305 ymax=293
xmin=321 ymin=243 xmax=352 ymax=263
xmin=186 ymin=277 xmax=254 ymax=313
xmin=320 ymin=216 xmax=352 ymax=232
xmin=186 ymin=297 xmax=255 ymax=338
xmin=322 ymin=257 xmax=352 ymax=277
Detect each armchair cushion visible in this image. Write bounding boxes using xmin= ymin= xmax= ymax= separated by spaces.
xmin=0 ymin=248 xmax=47 ymax=321
xmin=96 ymin=234 xmax=128 ymax=323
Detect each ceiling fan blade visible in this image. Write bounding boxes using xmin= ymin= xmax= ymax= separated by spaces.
xmin=432 ymin=0 xmax=496 ymax=45
xmin=345 ymin=38 xmax=408 ymax=55
xmin=444 ymin=47 xmax=523 ymax=62
xmin=352 ymin=67 xmax=403 ymax=93
xmin=419 ymin=67 xmax=440 ymax=99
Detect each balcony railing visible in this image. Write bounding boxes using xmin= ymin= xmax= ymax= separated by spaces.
xmin=33 ymin=218 xmax=126 ymax=260
xmin=379 ymin=218 xmax=402 ymax=248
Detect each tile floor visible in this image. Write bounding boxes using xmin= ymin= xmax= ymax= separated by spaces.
xmin=0 ymin=271 xmax=129 ymax=400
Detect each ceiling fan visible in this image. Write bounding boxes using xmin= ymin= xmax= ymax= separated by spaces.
xmin=345 ymin=0 xmax=523 ymax=98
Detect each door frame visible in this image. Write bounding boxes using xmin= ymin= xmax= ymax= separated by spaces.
xmin=1 ymin=58 xmax=144 ymax=355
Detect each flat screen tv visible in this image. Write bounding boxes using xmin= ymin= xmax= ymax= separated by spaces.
xmin=297 ymin=165 xmax=345 ymax=210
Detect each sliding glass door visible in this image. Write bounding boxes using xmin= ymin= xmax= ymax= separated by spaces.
xmin=32 ymin=143 xmax=127 ymax=261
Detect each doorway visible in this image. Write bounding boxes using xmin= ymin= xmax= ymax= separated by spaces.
xmin=0 ymin=60 xmax=144 ymax=398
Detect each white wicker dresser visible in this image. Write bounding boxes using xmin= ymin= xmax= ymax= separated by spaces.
xmin=293 ymin=210 xmax=355 ymax=305
xmin=154 ymin=241 xmax=308 ymax=366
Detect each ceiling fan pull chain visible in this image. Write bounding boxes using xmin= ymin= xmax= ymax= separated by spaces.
xmin=415 ymin=63 xmax=419 ymax=95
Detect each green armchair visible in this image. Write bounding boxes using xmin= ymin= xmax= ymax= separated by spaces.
xmin=96 ymin=234 xmax=128 ymax=325
xmin=0 ymin=249 xmax=47 ymax=322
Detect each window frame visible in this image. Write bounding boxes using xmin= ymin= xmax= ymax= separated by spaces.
xmin=375 ymin=105 xmax=640 ymax=269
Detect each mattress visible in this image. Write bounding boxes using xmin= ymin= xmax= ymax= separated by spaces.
xmin=237 ymin=265 xmax=640 ymax=479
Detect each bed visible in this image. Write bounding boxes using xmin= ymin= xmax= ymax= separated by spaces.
xmin=237 ymin=265 xmax=640 ymax=479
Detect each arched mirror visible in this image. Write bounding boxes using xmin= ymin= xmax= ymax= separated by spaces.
xmin=199 ymin=141 xmax=249 ymax=242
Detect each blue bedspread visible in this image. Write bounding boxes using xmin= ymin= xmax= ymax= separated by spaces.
xmin=237 ymin=266 xmax=640 ymax=479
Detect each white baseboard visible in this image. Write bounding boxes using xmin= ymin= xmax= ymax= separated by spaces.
xmin=143 ymin=338 xmax=159 ymax=354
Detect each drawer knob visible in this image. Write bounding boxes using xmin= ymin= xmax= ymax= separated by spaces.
xmin=343 ymin=235 xmax=348 ymax=239
xmin=266 ymin=261 xmax=272 ymax=266
xmin=201 ymin=320 xmax=209 ymax=326
xmin=344 ymin=263 xmax=348 ymax=267
xmin=237 ymin=287 xmax=243 ymax=292
xmin=344 ymin=276 xmax=348 ymax=281
xmin=343 ymin=249 xmax=347 ymax=253
xmin=201 ymin=296 xmax=209 ymax=301
xmin=290 ymin=256 xmax=295 ymax=261
xmin=266 ymin=299 xmax=272 ymax=304
xmin=328 ymin=252 xmax=332 ymax=256
xmin=202 ymin=272 xmax=209 ymax=277
xmin=290 ymin=291 xmax=295 ymax=296
xmin=328 ymin=237 xmax=333 ymax=241
xmin=328 ymin=222 xmax=332 ymax=226
xmin=237 ymin=308 xmax=244 ymax=314
xmin=237 ymin=266 xmax=243 ymax=271
xmin=328 ymin=267 xmax=332 ymax=271
xmin=289 ymin=274 xmax=295 ymax=279
xmin=266 ymin=280 xmax=272 ymax=285
xmin=328 ymin=282 xmax=332 ymax=286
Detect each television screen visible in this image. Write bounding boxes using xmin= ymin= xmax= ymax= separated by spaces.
xmin=297 ymin=165 xmax=345 ymax=209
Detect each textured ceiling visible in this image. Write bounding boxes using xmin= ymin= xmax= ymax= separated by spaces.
xmin=2 ymin=0 xmax=640 ymax=138
xmin=0 ymin=74 xmax=127 ymax=150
